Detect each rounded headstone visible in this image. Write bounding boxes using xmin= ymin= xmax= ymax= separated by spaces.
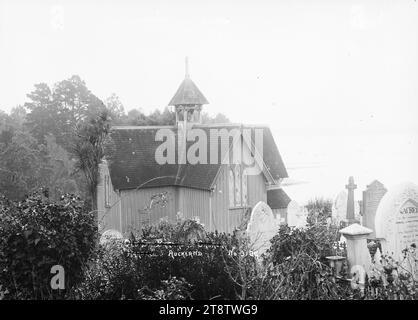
xmin=287 ymin=200 xmax=307 ymax=228
xmin=375 ymin=181 xmax=418 ymax=260
xmin=100 ymin=229 xmax=123 ymax=245
xmin=246 ymin=201 xmax=279 ymax=256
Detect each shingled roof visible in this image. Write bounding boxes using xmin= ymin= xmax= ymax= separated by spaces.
xmin=168 ymin=77 xmax=209 ymax=106
xmin=267 ymin=189 xmax=292 ymax=209
xmin=168 ymin=58 xmax=209 ymax=106
xmin=107 ymin=124 xmax=288 ymax=191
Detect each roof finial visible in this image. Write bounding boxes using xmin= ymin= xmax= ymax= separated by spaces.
xmin=185 ymin=56 xmax=190 ymax=78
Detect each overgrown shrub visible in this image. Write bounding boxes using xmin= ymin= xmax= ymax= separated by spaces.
xmin=364 ymin=250 xmax=418 ymax=300
xmin=255 ymin=219 xmax=350 ymax=300
xmin=73 ymin=218 xmax=240 ymax=300
xmin=0 ymin=191 xmax=97 ymax=299
xmin=70 ymin=240 xmax=139 ymax=299
xmin=132 ymin=220 xmax=240 ymax=299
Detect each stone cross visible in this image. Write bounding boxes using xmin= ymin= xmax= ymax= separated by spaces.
xmin=346 ymin=176 xmax=358 ymax=224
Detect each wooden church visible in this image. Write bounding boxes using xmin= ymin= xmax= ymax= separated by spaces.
xmin=97 ymin=61 xmax=290 ymax=236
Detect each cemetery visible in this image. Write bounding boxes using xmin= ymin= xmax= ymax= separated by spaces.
xmin=0 ymin=0 xmax=416 ymax=309
xmin=0 ymin=65 xmax=415 ymax=300
xmin=1 ymin=175 xmax=418 ymax=300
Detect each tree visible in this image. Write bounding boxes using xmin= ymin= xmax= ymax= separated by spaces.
xmin=201 ymin=112 xmax=230 ymax=124
xmin=0 ymin=129 xmax=51 ymax=200
xmin=105 ymin=93 xmax=125 ymax=123
xmin=71 ymin=109 xmax=113 ymax=210
xmin=305 ymin=197 xmax=333 ymax=225
xmin=24 ymin=83 xmax=56 ymax=144
xmin=44 ymin=134 xmax=82 ymax=200
xmin=8 ymin=105 xmax=27 ymax=129
xmin=120 ymin=107 xmax=176 ymax=126
xmin=25 ymin=76 xmax=105 ymax=150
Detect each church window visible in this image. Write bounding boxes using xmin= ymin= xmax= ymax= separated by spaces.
xmin=229 ymin=164 xmax=248 ymax=208
xmin=242 ymin=168 xmax=248 ymax=206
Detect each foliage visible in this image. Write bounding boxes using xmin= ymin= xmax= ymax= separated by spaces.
xmin=71 ymin=109 xmax=113 ymax=210
xmin=201 ymin=112 xmax=230 ymax=124
xmin=0 ymin=130 xmax=51 ymax=200
xmin=4 ymin=202 xmax=418 ymax=301
xmin=44 ymin=134 xmax=83 ymax=200
xmin=0 ymin=192 xmax=97 ymax=299
xmin=139 ymin=276 xmax=193 ymax=300
xmin=269 ymin=219 xmax=340 ymax=266
xmin=237 ymin=220 xmax=350 ymax=300
xmin=70 ymin=240 xmax=140 ymax=300
xmin=363 ymin=248 xmax=418 ymax=300
xmin=73 ymin=218 xmax=240 ymax=300
xmin=24 ymin=76 xmax=105 ymax=149
xmin=305 ymin=197 xmax=333 ymax=224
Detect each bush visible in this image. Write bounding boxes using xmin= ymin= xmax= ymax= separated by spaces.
xmin=0 ymin=191 xmax=97 ymax=299
xmin=70 ymin=240 xmax=139 ymax=300
xmin=73 ymin=218 xmax=240 ymax=300
xmin=364 ymin=251 xmax=418 ymax=300
xmin=255 ymin=220 xmax=350 ymax=300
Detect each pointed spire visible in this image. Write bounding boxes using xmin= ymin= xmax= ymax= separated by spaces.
xmin=185 ymin=56 xmax=190 ymax=78
xmin=168 ymin=58 xmax=209 ymax=106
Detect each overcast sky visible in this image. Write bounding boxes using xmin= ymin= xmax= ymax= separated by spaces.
xmin=1 ymin=0 xmax=417 ymax=203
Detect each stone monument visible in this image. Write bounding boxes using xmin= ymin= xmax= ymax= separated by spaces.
xmin=287 ymin=200 xmax=307 ymax=228
xmin=374 ymin=181 xmax=418 ymax=262
xmin=362 ymin=180 xmax=387 ymax=238
xmin=246 ymin=201 xmax=280 ymax=256
xmin=346 ymin=176 xmax=359 ymax=225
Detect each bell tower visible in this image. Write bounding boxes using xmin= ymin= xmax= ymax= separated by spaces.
xmin=169 ymin=57 xmax=209 ymax=127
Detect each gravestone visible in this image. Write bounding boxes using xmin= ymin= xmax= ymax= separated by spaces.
xmin=362 ymin=180 xmax=387 ymax=238
xmin=332 ymin=190 xmax=348 ymax=224
xmin=375 ymin=181 xmax=418 ymax=262
xmin=332 ymin=190 xmax=361 ymax=226
xmin=246 ymin=201 xmax=280 ymax=256
xmin=100 ymin=229 xmax=123 ymax=245
xmin=287 ymin=200 xmax=307 ymax=228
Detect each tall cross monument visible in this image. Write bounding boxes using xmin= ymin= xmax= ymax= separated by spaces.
xmin=346 ymin=176 xmax=359 ymax=225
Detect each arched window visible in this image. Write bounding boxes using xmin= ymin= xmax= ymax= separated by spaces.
xmin=229 ymin=164 xmax=249 ymax=208
xmin=242 ymin=168 xmax=248 ymax=206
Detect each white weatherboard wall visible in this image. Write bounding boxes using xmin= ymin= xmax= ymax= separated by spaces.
xmin=97 ymin=161 xmax=122 ymax=234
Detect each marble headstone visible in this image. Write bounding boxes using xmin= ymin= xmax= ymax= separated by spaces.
xmin=375 ymin=181 xmax=418 ymax=262
xmin=246 ymin=201 xmax=280 ymax=256
xmin=332 ymin=190 xmax=361 ymax=225
xmin=362 ymin=180 xmax=387 ymax=238
xmin=100 ymin=229 xmax=123 ymax=245
xmin=287 ymin=200 xmax=307 ymax=228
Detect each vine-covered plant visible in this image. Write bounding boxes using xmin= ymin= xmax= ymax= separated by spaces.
xmin=0 ymin=191 xmax=97 ymax=299
xmin=72 ymin=218 xmax=240 ymax=300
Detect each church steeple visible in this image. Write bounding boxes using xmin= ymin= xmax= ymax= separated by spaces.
xmin=185 ymin=56 xmax=190 ymax=79
xmin=169 ymin=57 xmax=209 ymax=125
